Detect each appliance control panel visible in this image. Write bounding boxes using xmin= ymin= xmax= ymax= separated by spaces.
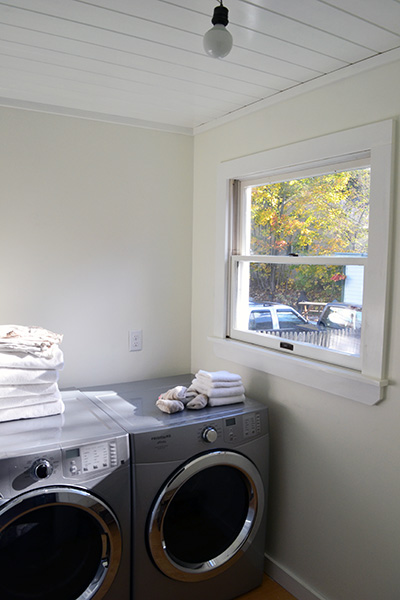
xmin=62 ymin=440 xmax=119 ymax=478
xmin=0 ymin=436 xmax=129 ymax=500
xmin=195 ymin=409 xmax=267 ymax=448
xmin=222 ymin=411 xmax=263 ymax=444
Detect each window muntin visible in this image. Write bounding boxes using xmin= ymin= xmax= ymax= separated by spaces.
xmin=230 ymin=163 xmax=370 ymax=369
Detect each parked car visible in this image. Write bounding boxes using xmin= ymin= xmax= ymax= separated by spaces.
xmin=248 ymin=302 xmax=319 ymax=332
xmin=317 ymin=302 xmax=362 ymax=330
xmin=248 ymin=301 xmax=362 ymax=355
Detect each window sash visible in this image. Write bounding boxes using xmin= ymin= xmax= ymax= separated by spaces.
xmin=229 ymin=158 xmax=370 ymax=369
xmin=229 ymin=256 xmax=364 ymax=370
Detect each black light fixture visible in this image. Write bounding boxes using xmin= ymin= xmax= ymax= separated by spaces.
xmin=203 ymin=1 xmax=233 ymax=59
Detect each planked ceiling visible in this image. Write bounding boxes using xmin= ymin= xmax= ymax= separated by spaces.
xmin=0 ymin=0 xmax=400 ymax=134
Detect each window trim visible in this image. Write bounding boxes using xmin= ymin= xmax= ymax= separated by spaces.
xmin=212 ymin=120 xmax=394 ymax=405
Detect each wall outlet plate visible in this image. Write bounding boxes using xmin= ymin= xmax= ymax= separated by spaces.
xmin=129 ymin=330 xmax=142 ymax=352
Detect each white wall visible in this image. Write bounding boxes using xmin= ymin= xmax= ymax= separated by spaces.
xmin=192 ymin=60 xmax=400 ymax=600
xmin=0 ymin=108 xmax=193 ymax=387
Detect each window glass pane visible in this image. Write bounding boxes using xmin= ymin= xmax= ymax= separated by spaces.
xmin=234 ymin=262 xmax=363 ymax=357
xmin=248 ymin=168 xmax=370 ymax=256
xmin=247 ymin=263 xmax=363 ymax=311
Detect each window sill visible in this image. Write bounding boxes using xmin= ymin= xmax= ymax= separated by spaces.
xmin=210 ymin=337 xmax=387 ymax=406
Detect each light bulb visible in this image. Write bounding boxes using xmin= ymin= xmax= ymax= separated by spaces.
xmin=203 ymin=24 xmax=233 ymax=58
xmin=203 ymin=3 xmax=233 ymax=59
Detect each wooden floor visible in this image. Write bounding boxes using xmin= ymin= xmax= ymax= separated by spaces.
xmin=236 ymin=575 xmax=297 ymax=600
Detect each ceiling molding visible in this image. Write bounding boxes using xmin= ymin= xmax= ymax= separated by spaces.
xmin=193 ymin=47 xmax=400 ymax=135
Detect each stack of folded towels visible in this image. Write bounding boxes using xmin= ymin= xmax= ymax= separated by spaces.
xmin=156 ymin=369 xmax=245 ymax=414
xmin=0 ymin=325 xmax=65 ymax=423
xmin=190 ymin=370 xmax=245 ymax=407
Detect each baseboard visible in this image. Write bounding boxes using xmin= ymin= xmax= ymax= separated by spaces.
xmin=264 ymin=555 xmax=328 ymax=600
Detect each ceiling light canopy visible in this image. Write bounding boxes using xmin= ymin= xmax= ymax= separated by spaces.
xmin=203 ymin=1 xmax=233 ymax=59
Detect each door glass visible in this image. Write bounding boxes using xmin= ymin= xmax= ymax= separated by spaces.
xmin=163 ymin=465 xmax=249 ymax=565
xmin=0 ymin=504 xmax=103 ymax=600
xmin=248 ymin=308 xmax=273 ymax=331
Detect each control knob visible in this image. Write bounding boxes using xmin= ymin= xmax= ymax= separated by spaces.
xmin=30 ymin=458 xmax=53 ymax=480
xmin=202 ymin=427 xmax=218 ymax=443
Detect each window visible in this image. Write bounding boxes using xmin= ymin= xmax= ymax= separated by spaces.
xmin=230 ymin=160 xmax=369 ymax=371
xmin=212 ymin=121 xmax=393 ymax=405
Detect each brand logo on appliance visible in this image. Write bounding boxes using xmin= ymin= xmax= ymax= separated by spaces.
xmin=150 ymin=434 xmax=171 ymax=441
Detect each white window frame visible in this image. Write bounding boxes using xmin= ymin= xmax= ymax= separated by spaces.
xmin=211 ymin=120 xmax=394 ymax=405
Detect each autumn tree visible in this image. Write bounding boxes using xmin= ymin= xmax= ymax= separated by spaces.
xmin=249 ymin=168 xmax=370 ymax=305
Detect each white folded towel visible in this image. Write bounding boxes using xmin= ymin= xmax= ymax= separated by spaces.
xmin=0 ymin=398 xmax=65 ymax=423
xmin=208 ymin=394 xmax=245 ymax=407
xmin=191 ymin=377 xmax=245 ymax=398
xmin=0 ymin=346 xmax=64 ymax=370
xmin=196 ymin=370 xmax=242 ymax=383
xmin=0 ymin=382 xmax=59 ymax=399
xmin=0 ymin=325 xmax=63 ymax=357
xmin=0 ymin=412 xmax=65 ymax=435
xmin=195 ymin=378 xmax=243 ymax=389
xmin=0 ymin=391 xmax=61 ymax=409
xmin=0 ymin=368 xmax=59 ymax=385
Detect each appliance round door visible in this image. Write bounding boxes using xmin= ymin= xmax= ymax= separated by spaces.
xmin=148 ymin=450 xmax=265 ymax=582
xmin=0 ymin=486 xmax=122 ymax=600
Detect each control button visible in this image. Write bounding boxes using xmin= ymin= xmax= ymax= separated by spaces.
xmin=202 ymin=427 xmax=218 ymax=443
xmin=30 ymin=459 xmax=53 ymax=480
xmin=110 ymin=442 xmax=118 ymax=466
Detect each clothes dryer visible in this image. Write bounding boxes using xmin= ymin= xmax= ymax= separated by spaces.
xmin=0 ymin=390 xmax=131 ymax=600
xmin=82 ymin=374 xmax=269 ymax=600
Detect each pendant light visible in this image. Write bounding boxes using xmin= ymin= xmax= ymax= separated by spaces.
xmin=203 ymin=1 xmax=233 ymax=59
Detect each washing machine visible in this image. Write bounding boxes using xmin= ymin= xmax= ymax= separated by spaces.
xmin=82 ymin=374 xmax=269 ymax=600
xmin=0 ymin=390 xmax=131 ymax=600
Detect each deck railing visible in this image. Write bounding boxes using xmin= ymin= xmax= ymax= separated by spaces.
xmin=259 ymin=327 xmax=361 ymax=355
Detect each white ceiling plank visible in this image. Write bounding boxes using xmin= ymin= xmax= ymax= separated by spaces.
xmin=0 ymin=64 xmax=222 ymax=127
xmin=0 ymin=3 xmax=321 ymax=84
xmin=0 ymin=24 xmax=269 ymax=99
xmin=75 ymin=0 xmax=211 ymax=35
xmin=1 ymin=0 xmax=376 ymax=63
xmin=244 ymin=0 xmax=400 ymax=50
xmin=317 ymin=0 xmax=400 ymax=35
xmin=168 ymin=0 xmax=381 ymax=61
xmin=77 ymin=0 xmax=346 ymax=71
xmin=0 ymin=54 xmax=247 ymax=119
xmin=225 ymin=46 xmax=322 ymax=80
xmin=230 ymin=25 xmax=348 ymax=72
xmin=0 ymin=1 xmax=203 ymax=53
xmin=0 ymin=6 xmax=302 ymax=89
xmin=0 ymin=39 xmax=260 ymax=108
